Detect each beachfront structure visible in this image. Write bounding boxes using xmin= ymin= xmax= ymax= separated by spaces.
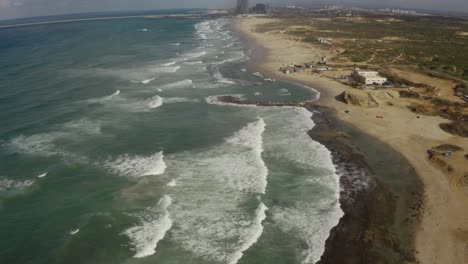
xmin=237 ymin=0 xmax=249 ymax=14
xmin=252 ymin=3 xmax=271 ymax=14
xmin=352 ymin=69 xmax=388 ymax=85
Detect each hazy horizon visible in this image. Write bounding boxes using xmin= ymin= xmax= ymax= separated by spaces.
xmin=0 ymin=0 xmax=467 ymax=20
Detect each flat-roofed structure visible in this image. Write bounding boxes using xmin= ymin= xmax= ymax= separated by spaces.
xmin=352 ymin=69 xmax=388 ymax=85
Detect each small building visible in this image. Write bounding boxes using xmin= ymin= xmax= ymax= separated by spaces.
xmin=318 ymin=56 xmax=328 ymax=64
xmin=352 ymin=69 xmax=387 ymax=85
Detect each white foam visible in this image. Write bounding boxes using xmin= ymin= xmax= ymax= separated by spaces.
xmin=151 ymin=66 xmax=180 ymax=73
xmin=105 ymin=151 xmax=166 ymax=178
xmin=159 ymin=79 xmax=193 ymax=90
xmin=271 ymin=201 xmax=342 ymax=264
xmin=141 ymin=78 xmax=156 ymax=84
xmin=62 ymin=119 xmax=102 ymax=135
xmin=184 ymin=51 xmax=207 ymax=59
xmin=0 ymin=176 xmax=35 ymax=192
xmin=171 ymin=43 xmax=181 ymax=46
xmin=167 ymin=179 xmax=176 ymax=187
xmin=70 ymin=229 xmax=80 ymax=235
xmin=162 ymin=119 xmax=269 ymax=261
xmin=6 ymin=134 xmax=54 ymax=156
xmin=125 ymin=195 xmax=173 ymax=258
xmin=148 ymin=95 xmax=163 ymax=109
xmin=161 ymin=61 xmax=176 ymax=67
xmin=37 ymin=172 xmax=48 ymax=178
xmin=252 ymin=72 xmax=264 ymax=78
xmin=214 ymin=68 xmax=236 ymax=84
xmin=5 ymin=120 xmax=100 ymax=160
xmin=258 ymin=107 xmax=343 ymax=263
xmin=184 ymin=61 xmax=203 ymax=65
xmin=100 ymin=90 xmax=120 ymax=102
xmin=226 ymin=118 xmax=268 ymax=194
xmin=227 ymin=201 xmax=268 ymax=264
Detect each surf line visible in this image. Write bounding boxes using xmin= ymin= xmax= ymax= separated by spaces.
xmin=228 ymin=118 xmax=269 ymax=264
xmin=228 ymin=200 xmax=268 ymax=264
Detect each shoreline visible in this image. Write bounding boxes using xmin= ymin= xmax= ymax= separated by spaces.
xmin=233 ymin=16 xmax=468 ymax=263
xmin=233 ymin=19 xmax=423 ymax=262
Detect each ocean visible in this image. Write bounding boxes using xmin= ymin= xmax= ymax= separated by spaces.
xmin=0 ymin=14 xmax=343 ymax=264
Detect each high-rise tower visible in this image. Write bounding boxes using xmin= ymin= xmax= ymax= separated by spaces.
xmin=236 ymin=0 xmax=249 ymax=14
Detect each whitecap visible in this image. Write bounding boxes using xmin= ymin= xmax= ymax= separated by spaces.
xmin=141 ymin=78 xmax=156 ymax=84
xmin=151 ymin=66 xmax=180 ymax=73
xmin=161 ymin=61 xmax=177 ymax=67
xmin=0 ymin=176 xmax=35 ymax=192
xmin=259 ymin=107 xmax=343 ymax=264
xmin=167 ymin=179 xmax=176 ymax=187
xmin=163 ymin=119 xmax=269 ymax=261
xmin=148 ymin=95 xmax=163 ymax=109
xmin=125 ymin=195 xmax=173 ymax=258
xmin=159 ymin=79 xmax=193 ymax=90
xmin=69 ymin=229 xmax=80 ymax=235
xmin=183 ymin=51 xmax=207 ymax=59
xmin=227 ymin=202 xmax=268 ymax=264
xmin=37 ymin=172 xmax=48 ymax=178
xmin=105 ymin=151 xmax=166 ymax=178
xmin=183 ymin=61 xmax=203 ymax=65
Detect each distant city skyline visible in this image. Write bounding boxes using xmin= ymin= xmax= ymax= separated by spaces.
xmin=0 ymin=0 xmax=467 ymax=20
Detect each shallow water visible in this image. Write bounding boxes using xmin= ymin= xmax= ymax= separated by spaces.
xmin=0 ymin=14 xmax=342 ymax=264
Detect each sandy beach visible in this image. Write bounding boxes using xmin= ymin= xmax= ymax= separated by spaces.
xmin=235 ymin=16 xmax=468 ymax=263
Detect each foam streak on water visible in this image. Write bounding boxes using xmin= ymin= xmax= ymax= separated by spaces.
xmin=105 ymin=151 xmax=166 ymax=178
xmin=163 ymin=118 xmax=269 ymax=262
xmin=227 ymin=201 xmax=268 ymax=264
xmin=260 ymin=107 xmax=343 ymax=264
xmin=125 ymin=195 xmax=173 ymax=258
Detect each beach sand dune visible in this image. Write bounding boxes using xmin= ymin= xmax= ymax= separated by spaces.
xmin=236 ymin=16 xmax=468 ymax=264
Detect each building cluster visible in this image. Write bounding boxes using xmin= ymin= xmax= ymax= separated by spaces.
xmin=352 ymin=69 xmax=388 ymax=85
xmin=236 ymin=0 xmax=271 ymax=14
xmin=279 ymin=63 xmax=313 ymax=74
xmin=378 ymin=8 xmax=418 ymax=15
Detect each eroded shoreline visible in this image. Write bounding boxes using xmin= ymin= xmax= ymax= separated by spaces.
xmin=231 ymin=18 xmax=425 ymax=263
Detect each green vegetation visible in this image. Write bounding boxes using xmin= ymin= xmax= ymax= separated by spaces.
xmin=261 ymin=14 xmax=468 ymax=81
xmin=440 ymin=121 xmax=468 ymax=137
xmin=432 ymin=144 xmax=464 ymax=152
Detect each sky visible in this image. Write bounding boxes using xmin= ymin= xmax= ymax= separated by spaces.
xmin=0 ymin=0 xmax=467 ymax=20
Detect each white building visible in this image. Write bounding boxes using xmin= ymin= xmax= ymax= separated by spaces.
xmin=352 ymin=69 xmax=387 ymax=85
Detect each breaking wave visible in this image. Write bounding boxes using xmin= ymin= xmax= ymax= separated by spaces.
xmin=163 ymin=119 xmax=268 ymax=262
xmin=141 ymin=78 xmax=156 ymax=84
xmin=148 ymin=96 xmax=163 ymax=109
xmin=227 ymin=201 xmax=268 ymax=264
xmin=105 ymin=151 xmax=166 ymax=178
xmin=159 ymin=79 xmax=193 ymax=90
xmin=125 ymin=195 xmax=173 ymax=258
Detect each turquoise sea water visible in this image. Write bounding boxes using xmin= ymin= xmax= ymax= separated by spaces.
xmin=0 ymin=14 xmax=342 ymax=264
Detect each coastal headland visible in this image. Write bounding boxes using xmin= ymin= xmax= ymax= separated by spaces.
xmin=234 ymin=13 xmax=468 ymax=264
